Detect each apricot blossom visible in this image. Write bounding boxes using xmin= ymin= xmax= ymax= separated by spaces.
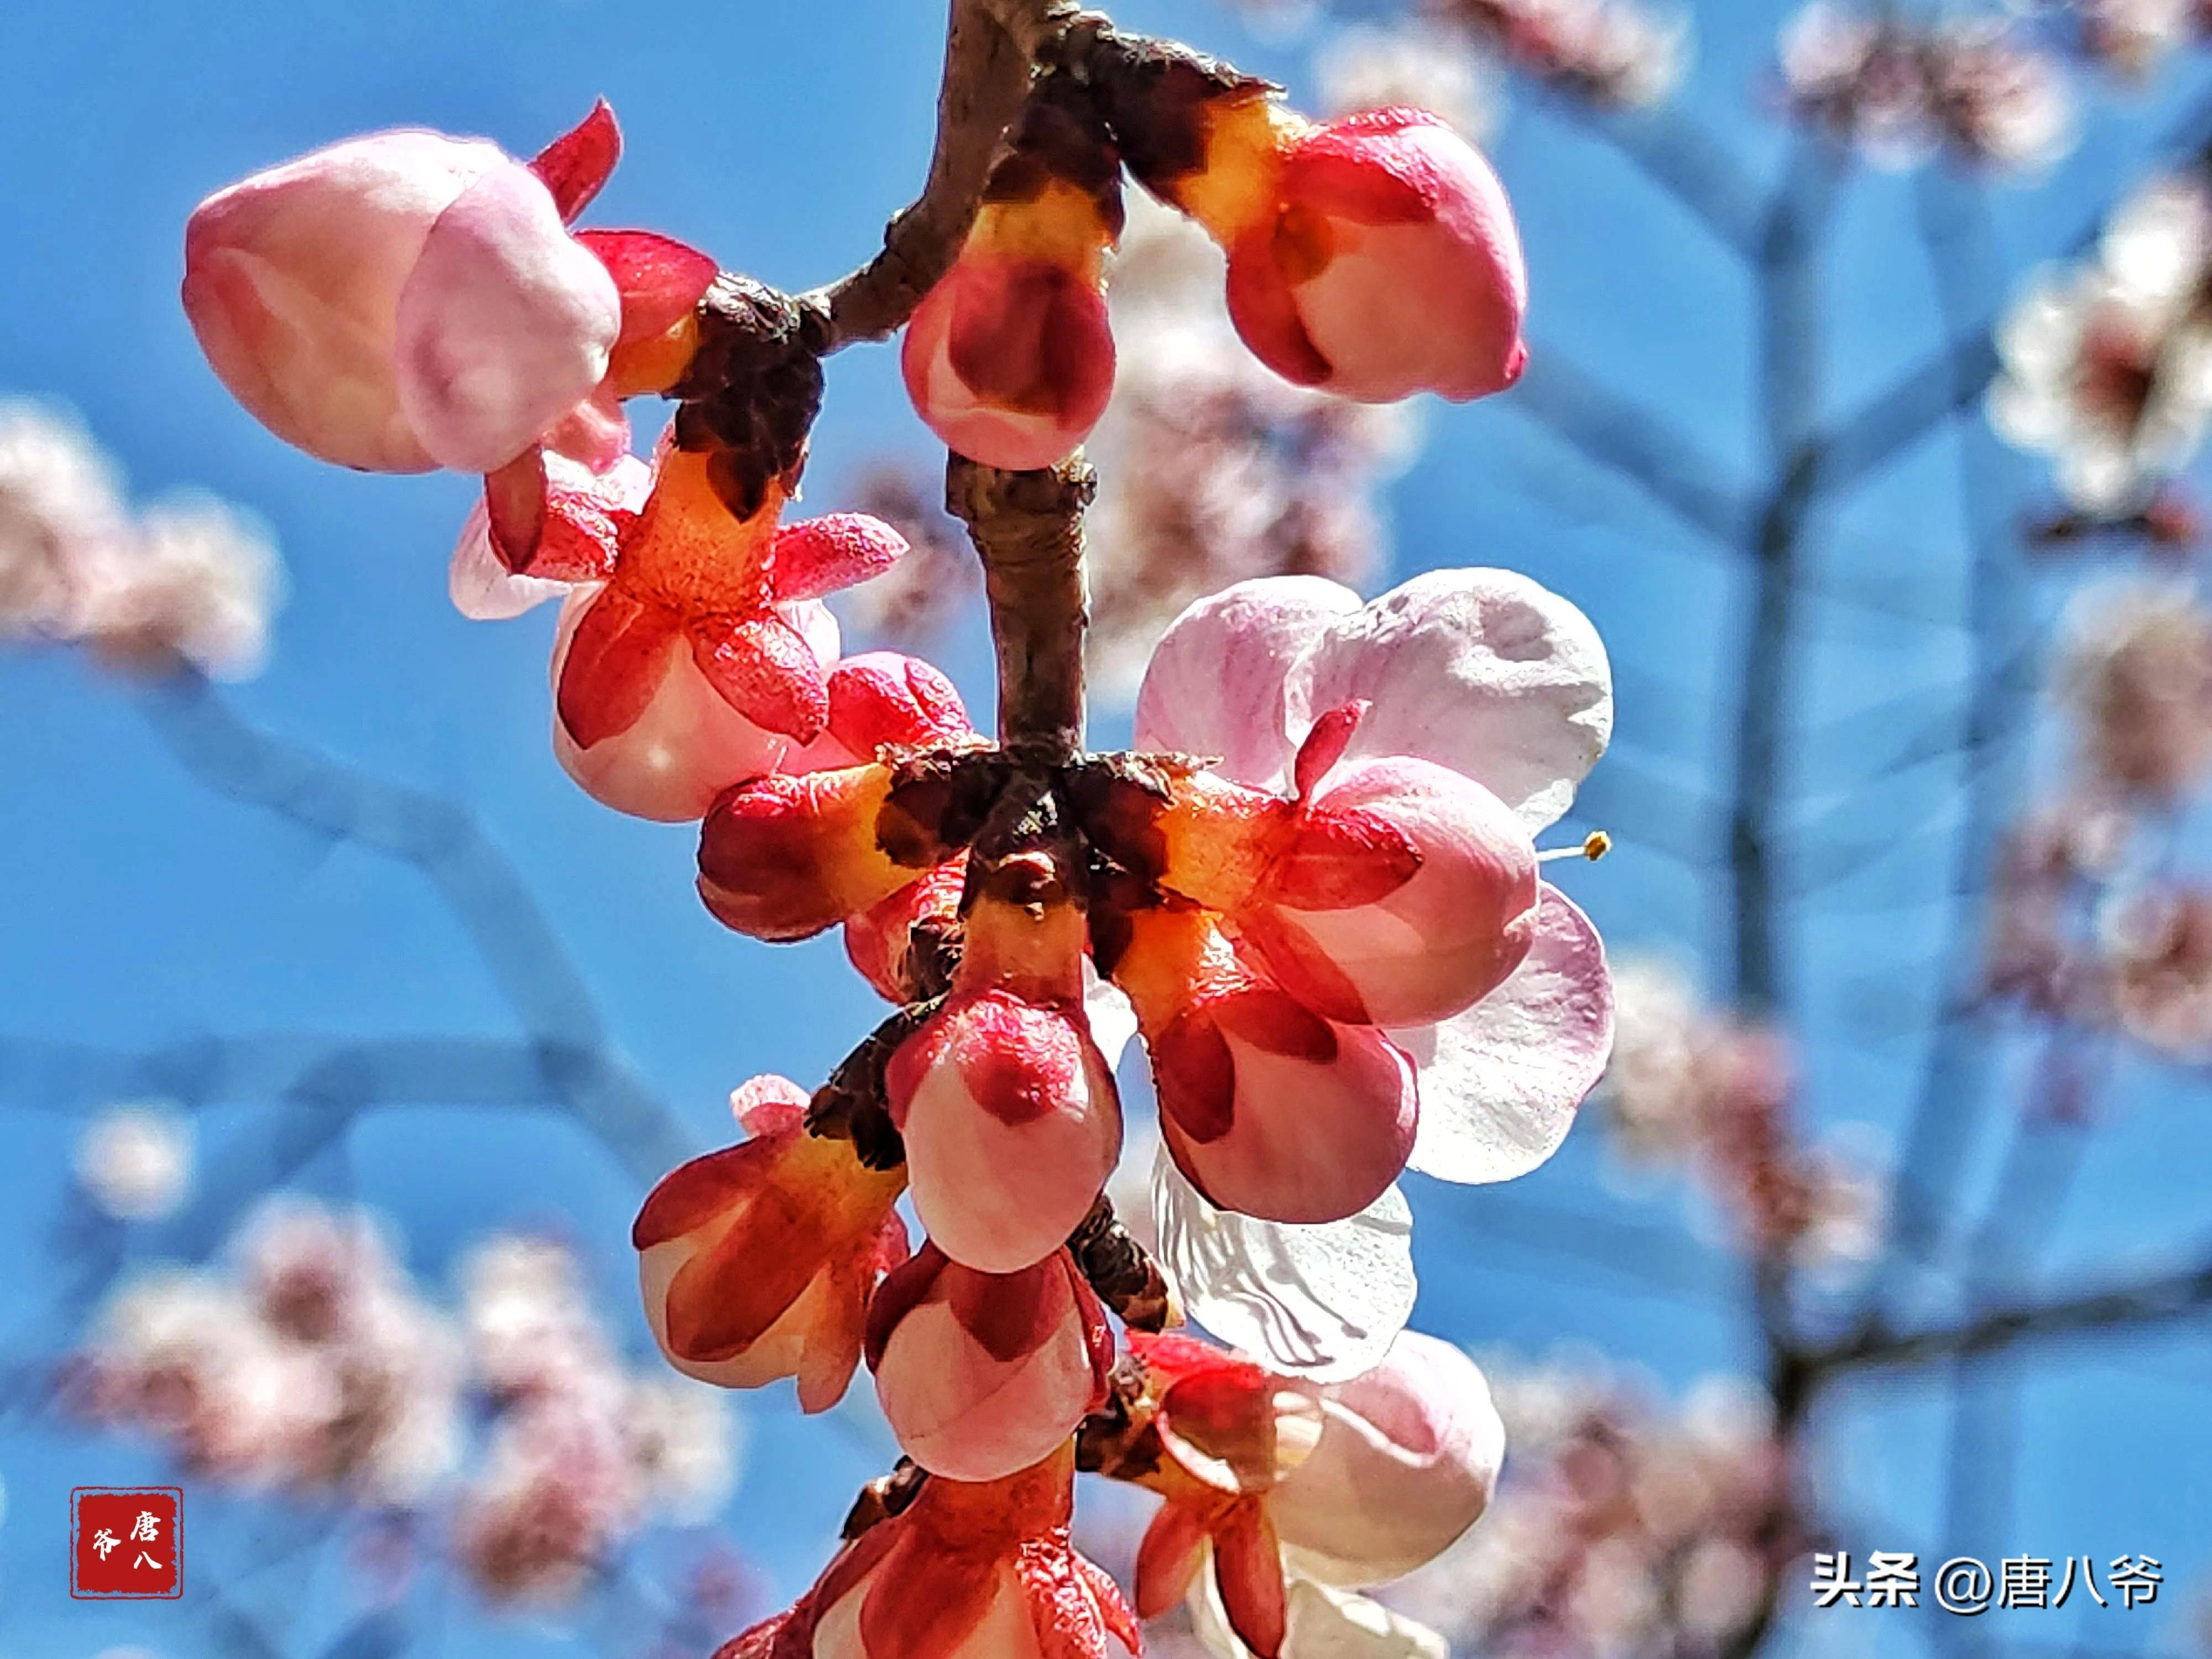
xmin=632 ymin=1076 xmax=908 ymax=1412
xmin=865 ymin=1244 xmax=1113 ymax=1481
xmin=1133 ymin=571 xmax=1615 ymax=1376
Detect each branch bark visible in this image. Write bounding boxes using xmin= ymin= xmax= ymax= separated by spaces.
xmin=946 ymin=454 xmax=1097 ymax=760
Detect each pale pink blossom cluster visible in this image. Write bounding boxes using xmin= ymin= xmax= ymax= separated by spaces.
xmin=1777 ymin=4 xmax=2077 ymax=170
xmin=0 ymin=399 xmax=282 ymax=678
xmin=73 ymin=1102 xmax=195 ymax=1223
xmin=1603 ymin=958 xmax=1884 ymax=1269
xmin=2045 ymin=0 xmax=2208 ymax=78
xmin=1083 ymin=197 xmax=1415 ymax=688
xmin=71 ymin=1199 xmax=737 ymax=1608
xmin=1378 ymin=1358 xmax=1793 ymax=1659
xmin=1424 ymin=0 xmax=1691 ymax=107
xmin=1991 ymin=176 xmax=2212 ymax=517
xmin=1316 ymin=24 xmax=1501 ymax=140
xmin=2053 ymin=577 xmax=2212 ymax=801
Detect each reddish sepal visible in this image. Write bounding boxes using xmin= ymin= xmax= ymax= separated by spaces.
xmin=578 ymin=228 xmax=721 ymax=343
xmin=556 ymin=586 xmax=680 ymax=747
xmin=772 ymin=514 xmax=912 ymax=602
xmin=1292 ymin=701 xmax=1368 ymax=801
xmin=1225 ymin=226 xmax=1332 ymax=388
xmin=530 ymin=98 xmax=622 ymax=223
xmin=688 ymin=611 xmax=831 ymax=740
xmin=1266 ymin=807 xmax=1424 ymax=911
xmin=1211 ymin=1501 xmax=1290 ymax=1659
xmin=484 ymin=447 xmax=547 ymax=573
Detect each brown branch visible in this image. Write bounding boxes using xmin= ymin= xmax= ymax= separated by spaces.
xmin=806 ymin=0 xmax=1076 ymax=349
xmin=946 ymin=455 xmax=1097 ymax=760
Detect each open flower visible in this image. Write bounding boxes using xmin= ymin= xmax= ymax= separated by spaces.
xmin=1130 ymin=571 xmax=1615 ymax=1376
xmin=1124 ymin=87 xmax=1525 ymax=403
xmin=865 ymin=1244 xmax=1113 ymax=1481
xmin=1125 ymin=1331 xmax=1501 ymax=1659
xmin=718 ymin=1444 xmax=1138 ymax=1659
xmin=884 ymin=854 xmax=1125 ymax=1274
xmin=633 ymin=1076 xmax=909 ymax=1412
xmin=903 ymin=79 xmax=1121 ymax=470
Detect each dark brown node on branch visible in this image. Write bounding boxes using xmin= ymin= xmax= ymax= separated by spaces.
xmin=841 ymin=1457 xmax=930 ymax=1538
xmin=805 ymin=1000 xmax=940 ymax=1169
xmin=878 ymin=745 xmax=1014 ymax=867
xmin=1067 ymin=1193 xmax=1177 ymax=1332
xmin=982 ymin=72 xmax=1125 ymax=238
xmin=1074 ymin=1355 xmax=1163 ymax=1479
xmin=673 ymin=274 xmax=827 ymax=520
xmin=1062 ymin=25 xmax=1274 ymax=201
xmin=946 ymin=454 xmax=1097 ymax=762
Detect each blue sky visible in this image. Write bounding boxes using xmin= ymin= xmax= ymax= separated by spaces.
xmin=6 ymin=1 xmax=2212 ymax=1655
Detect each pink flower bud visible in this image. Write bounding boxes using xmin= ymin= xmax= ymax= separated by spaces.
xmin=633 ymin=1076 xmax=909 ymax=1412
xmin=865 ymin=1245 xmax=1112 ymax=1481
xmin=1224 ymin=109 xmax=1526 ymax=404
xmin=728 ymin=1446 xmax=1137 ymax=1659
xmin=1267 ymin=1331 xmax=1504 ymax=1586
xmin=548 ymin=582 xmax=830 ymax=821
xmin=697 ymin=765 xmax=956 ymax=941
xmin=1244 ymin=753 xmax=1540 ymax=1028
xmin=1109 ymin=906 xmax=1416 ymax=1224
xmin=902 ymin=254 xmax=1116 ymax=471
xmin=789 ymin=651 xmax=978 ymax=773
xmin=184 ymin=129 xmax=620 ymax=473
xmin=884 ymin=873 xmax=1124 ymax=1274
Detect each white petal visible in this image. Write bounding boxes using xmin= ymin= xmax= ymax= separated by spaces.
xmin=1134 ymin=576 xmax=1364 ymax=790
xmin=1394 ymin=885 xmax=1613 ymax=1185
xmin=1288 ymin=568 xmax=1613 ymax=832
xmin=1151 ymin=1145 xmax=1415 ymax=1384
xmin=1191 ymin=1571 xmax=1449 ymax=1659
xmin=1084 ymin=962 xmax=1140 ymax=1072
xmin=447 ymin=500 xmax=570 ymax=619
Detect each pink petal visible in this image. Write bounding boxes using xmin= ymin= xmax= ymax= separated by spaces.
xmin=1133 ymin=577 xmax=1363 ymax=791
xmin=393 ymin=159 xmax=620 ymax=473
xmin=577 ymin=227 xmax=721 ymax=342
xmin=529 ymin=98 xmax=622 ymax=223
xmin=886 ymin=994 xmax=1124 ymax=1274
xmin=1288 ymin=569 xmax=1613 ymax=832
xmin=871 ymin=1250 xmax=1099 ymax=1481
xmin=1390 ymin=884 xmax=1611 ymax=1185
xmin=1270 ymin=1332 xmax=1504 ymax=1588
xmin=183 ymin=130 xmax=505 ymax=472
xmin=902 ymin=255 xmax=1116 ymax=472
xmin=771 ymin=514 xmax=912 ymax=602
xmin=541 ymin=389 xmax=632 ymax=472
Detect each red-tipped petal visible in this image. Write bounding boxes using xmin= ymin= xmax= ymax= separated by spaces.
xmin=556 ymin=586 xmax=681 ymax=748
xmin=632 ymin=1136 xmax=784 ymax=1250
xmin=865 ymin=1243 xmax=951 ymax=1370
xmin=530 ymin=98 xmax=622 ymax=223
xmin=773 ymin=514 xmax=912 ymax=602
xmin=1154 ymin=1014 xmax=1238 ymax=1145
xmin=484 ymin=447 xmax=547 ymax=573
xmin=578 ymin=227 xmax=721 ymax=343
xmin=689 ymin=612 xmax=831 ymax=741
xmin=1134 ymin=1502 xmax=1212 ymax=1620
xmin=1292 ymin=701 xmax=1369 ymax=801
xmin=1211 ymin=1503 xmax=1288 ymax=1659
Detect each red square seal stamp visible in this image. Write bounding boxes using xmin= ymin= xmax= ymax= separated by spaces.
xmin=71 ymin=1487 xmax=182 ymax=1599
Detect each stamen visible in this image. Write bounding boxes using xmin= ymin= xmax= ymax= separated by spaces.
xmin=1538 ymin=830 xmax=1611 ymax=864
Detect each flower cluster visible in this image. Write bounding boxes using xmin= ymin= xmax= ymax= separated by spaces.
xmin=1378 ymin=1357 xmax=1794 ymax=1659
xmin=172 ymin=22 xmax=1621 ymax=1659
xmin=1991 ymin=176 xmax=2212 ymax=519
xmin=2044 ymin=0 xmax=2210 ymax=79
xmin=1777 ymin=4 xmax=2077 ymax=170
xmin=73 ymin=1100 xmax=195 ymax=1223
xmin=70 ymin=1198 xmax=736 ymax=1607
xmin=1425 ymin=0 xmax=1692 ymax=107
xmin=1603 ymin=959 xmax=1882 ymax=1269
xmin=0 ymin=399 xmax=282 ymax=677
